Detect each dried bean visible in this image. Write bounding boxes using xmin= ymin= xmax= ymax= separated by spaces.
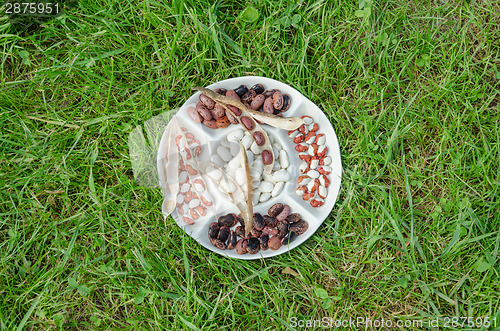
xmin=250 ymin=84 xmax=265 ymax=94
xmin=253 ymin=213 xmax=265 ymax=231
xmin=277 ymin=220 xmax=289 ymax=238
xmin=247 ymin=237 xmax=260 ymax=254
xmin=241 ymin=90 xmax=256 ymax=102
xmin=218 ymin=226 xmax=230 ymax=242
xmin=234 ymin=85 xmax=248 ymax=97
xmin=273 ymin=91 xmax=283 ymax=110
xmin=263 ymin=97 xmax=274 ymax=114
xmin=286 ymin=213 xmax=301 ymax=224
xmin=216 ymin=116 xmax=230 ymax=128
xmin=218 ymin=214 xmax=237 ymax=227
xmin=259 ymin=234 xmax=269 ymax=251
xmin=187 ymin=107 xmax=203 ymax=123
xmin=228 ymin=105 xmax=242 ymax=116
xmin=250 ymin=227 xmax=262 ymax=238
xmin=268 ymin=236 xmax=282 ymax=250
xmin=226 ymin=110 xmax=239 ymax=124
xmin=212 ymin=104 xmax=226 ymax=119
xmin=235 ymin=225 xmax=246 ymax=238
xmin=214 ymin=88 xmax=227 ymax=95
xmin=209 ymin=236 xmax=226 ymax=250
xmin=196 ymin=102 xmax=212 ymax=120
xmin=262 ymin=89 xmax=277 ymax=98
xmin=276 ymin=205 xmax=291 ymax=221
xmin=268 ymin=203 xmax=284 ymax=218
xmin=281 ymin=231 xmax=297 ymax=245
xmin=263 ymin=215 xmax=278 ymax=227
xmin=226 ymin=89 xmax=240 ymax=101
xmin=262 ymin=226 xmax=279 ymax=236
xmin=227 ymin=230 xmax=237 ymax=249
xmin=281 ymin=94 xmax=291 ymax=112
xmin=290 ymin=220 xmax=309 ymax=235
xmin=262 ymin=149 xmax=273 ymax=165
xmin=235 ymin=239 xmax=248 ymax=254
xmin=241 ymin=116 xmax=255 ymax=130
xmin=250 ymin=94 xmax=265 ymax=110
xmin=208 ymin=222 xmax=220 ymax=239
xmin=253 ymin=131 xmax=265 ymax=146
xmin=199 ymin=94 xmax=215 ymax=109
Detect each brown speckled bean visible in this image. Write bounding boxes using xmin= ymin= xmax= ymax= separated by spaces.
xmin=268 ymin=236 xmax=282 ymax=250
xmin=226 ymin=89 xmax=240 ymax=101
xmin=236 ymin=238 xmax=248 ymax=254
xmin=212 ymin=104 xmax=225 ymax=119
xmin=199 ymin=94 xmax=215 ymax=109
xmin=263 ymin=97 xmax=274 ymax=114
xmin=228 ymin=105 xmax=242 ymax=116
xmin=202 ymin=119 xmax=217 ymax=129
xmin=250 ymin=94 xmax=265 ymax=110
xmin=268 ymin=203 xmax=284 ymax=218
xmin=241 ymin=116 xmax=255 ymax=130
xmin=262 ymin=149 xmax=273 ymax=165
xmin=196 ymin=102 xmax=212 ymax=120
xmin=187 ymin=107 xmax=202 ymax=123
xmin=253 ymin=131 xmax=265 ymax=146
xmin=273 ymin=91 xmax=283 ymax=110
xmin=226 ymin=111 xmax=239 ymax=124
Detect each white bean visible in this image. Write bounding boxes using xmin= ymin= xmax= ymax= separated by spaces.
xmin=230 ymin=142 xmax=240 ymax=156
xmin=241 ymin=134 xmax=253 ymax=149
xmin=259 ymin=192 xmax=271 ymax=203
xmin=211 ymin=154 xmax=223 ymax=167
xmin=258 ymin=181 xmax=273 ymax=193
xmin=235 ymin=167 xmax=246 ymax=186
xmin=246 ymin=150 xmax=254 ymax=165
xmin=217 ymin=146 xmax=232 ymax=162
xmin=279 ymin=150 xmax=289 ymax=169
xmin=252 ymin=191 xmax=261 ymax=205
xmin=228 ymin=157 xmax=241 ymax=170
xmin=271 ymin=181 xmax=284 ymax=197
xmin=227 ymin=129 xmax=244 ymax=142
xmin=250 ymin=141 xmax=260 ymax=155
xmin=207 ymin=167 xmax=222 ymax=181
xmin=272 ymin=143 xmax=283 ymax=151
xmin=262 ymin=171 xmax=276 ymax=183
xmin=272 ymin=169 xmax=290 ymax=182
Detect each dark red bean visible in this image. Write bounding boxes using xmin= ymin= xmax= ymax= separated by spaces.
xmin=281 ymin=94 xmax=291 ymax=112
xmin=262 ymin=149 xmax=273 ymax=165
xmin=253 ymin=131 xmax=265 ymax=146
xmin=286 ymin=213 xmax=301 ymax=224
xmin=228 ymin=105 xmax=242 ymax=116
xmin=218 ymin=214 xmax=237 ymax=227
xmin=209 ymin=236 xmax=226 ymax=250
xmin=276 ymin=205 xmax=291 ymax=222
xmin=290 ymin=220 xmax=309 ymax=236
xmin=241 ymin=116 xmax=255 ymax=130
xmin=187 ymin=107 xmax=202 ymax=123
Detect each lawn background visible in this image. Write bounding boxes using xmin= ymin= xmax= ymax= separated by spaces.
xmin=1 ymin=0 xmax=499 ymax=329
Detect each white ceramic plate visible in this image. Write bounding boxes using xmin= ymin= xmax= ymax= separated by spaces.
xmin=157 ymin=76 xmax=342 ymax=259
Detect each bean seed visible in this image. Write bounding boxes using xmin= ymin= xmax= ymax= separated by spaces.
xmin=187 ymin=107 xmax=202 ymax=123
xmin=199 ymin=94 xmax=215 ymax=109
xmin=253 ymin=131 xmax=265 ymax=146
xmin=241 ymin=116 xmax=255 ymax=130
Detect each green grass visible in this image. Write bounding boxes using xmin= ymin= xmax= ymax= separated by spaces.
xmin=1 ymin=0 xmax=499 ymax=329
